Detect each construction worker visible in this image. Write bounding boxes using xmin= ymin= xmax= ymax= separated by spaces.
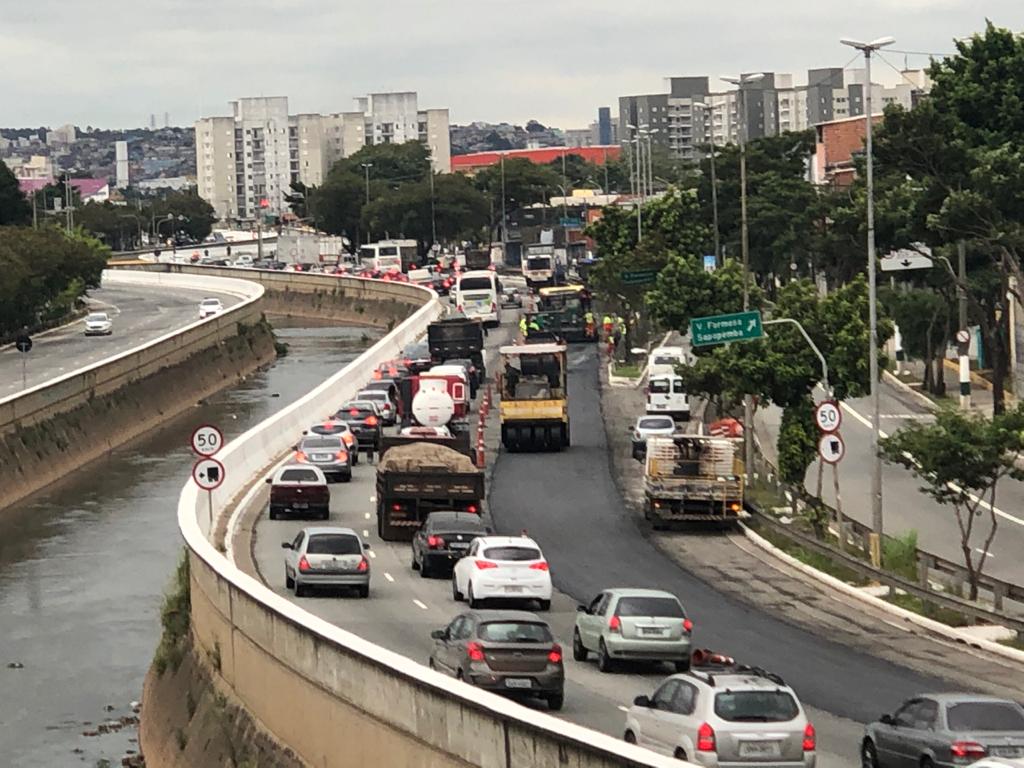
xmin=602 ymin=314 xmax=613 ymax=340
xmin=519 ymin=316 xmax=528 ymax=336
xmin=584 ymin=310 xmax=595 ymax=339
xmin=527 ymin=317 xmax=542 ymax=334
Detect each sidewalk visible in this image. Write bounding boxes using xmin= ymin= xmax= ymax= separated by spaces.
xmin=891 ymin=357 xmax=1011 ymax=416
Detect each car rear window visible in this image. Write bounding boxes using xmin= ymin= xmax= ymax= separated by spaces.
xmin=946 ymin=702 xmax=1024 ymax=731
xmin=301 ymin=437 xmax=341 ymax=450
xmin=432 ymin=520 xmax=487 ymax=535
xmin=483 ymin=546 xmax=541 ymax=561
xmin=478 ymin=622 xmax=553 ymax=643
xmin=359 ymin=391 xmax=387 ymax=400
xmin=310 ymin=423 xmax=348 ymax=435
xmin=653 ymin=356 xmax=679 ymax=366
xmin=639 ymin=418 xmax=674 ymax=430
xmin=306 ymin=535 xmax=361 ymax=555
xmin=714 ymin=691 xmax=799 ymax=722
xmin=649 ymin=379 xmax=670 ymax=394
xmin=616 ymin=597 xmax=685 ymax=618
xmin=280 ymin=469 xmax=320 ymax=483
xmin=339 ymin=406 xmax=374 ymax=419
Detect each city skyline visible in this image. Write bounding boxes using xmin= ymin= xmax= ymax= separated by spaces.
xmin=3 ymin=2 xmax=1023 ymax=129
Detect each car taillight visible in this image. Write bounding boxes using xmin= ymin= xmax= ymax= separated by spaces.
xmin=608 ymin=615 xmax=621 ymax=633
xmin=427 ymin=535 xmax=445 ymax=548
xmin=343 ymin=434 xmax=355 ymax=446
xmin=951 ymin=742 xmax=986 ymax=760
xmin=391 ymin=503 xmax=403 ymax=512
xmin=335 ymin=450 xmax=348 ymax=461
xmin=697 ymin=722 xmax=716 ymax=752
xmin=466 ymin=641 xmax=485 ymax=661
xmin=357 ymin=557 xmax=369 ymax=572
xmin=474 ymin=560 xmax=498 ymax=570
xmin=349 ymin=408 xmax=359 ymax=416
xmin=802 ymin=723 xmax=816 ymax=752
xmin=456 ymin=305 xmax=463 ymax=312
xmin=365 ymin=415 xmax=378 ymax=426
xmin=529 ymin=561 xmax=549 ymax=571
xmin=683 ymin=618 xmax=693 ymax=632
xmin=490 ymin=302 xmax=497 ymax=312
xmin=294 ymin=451 xmax=307 ymax=462
xmin=547 ymin=644 xmax=562 ymax=664
xmin=298 ymin=556 xmax=311 ymax=573
xmin=466 ymin=504 xmax=478 ymax=514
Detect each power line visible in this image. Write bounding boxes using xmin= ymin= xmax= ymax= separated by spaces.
xmin=875 ymin=51 xmax=932 ymax=91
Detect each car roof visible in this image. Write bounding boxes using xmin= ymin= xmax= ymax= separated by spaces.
xmin=201 ymin=297 xmax=222 ymax=302
xmin=475 ymin=535 xmax=540 ymax=548
xmin=603 ymin=588 xmax=681 ymax=599
xmin=464 ymin=609 xmax=545 ymax=623
xmin=672 ymin=671 xmax=795 ymax=691
xmin=426 ymin=511 xmax=487 ymax=525
xmin=919 ymin=693 xmax=1022 ymax=705
xmin=302 ymin=526 xmax=359 ymax=537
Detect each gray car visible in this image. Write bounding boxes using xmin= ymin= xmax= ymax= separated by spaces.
xmin=631 ymin=415 xmax=677 ymax=461
xmin=294 ymin=435 xmax=352 ymax=482
xmin=624 ymin=663 xmax=816 ymax=767
xmin=281 ymin=526 xmax=370 ymax=598
xmin=863 ymin=694 xmax=1024 ymax=768
xmin=573 ymin=588 xmax=693 ymax=672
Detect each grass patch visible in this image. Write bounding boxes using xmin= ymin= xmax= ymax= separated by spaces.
xmin=154 ymin=550 xmax=191 ymax=676
xmin=999 ymin=634 xmax=1024 ymax=651
xmin=612 ymin=363 xmax=642 ymax=378
xmin=883 ymin=530 xmax=919 ymax=581
xmin=756 ymin=524 xmax=870 ymax=586
xmin=884 ymin=592 xmax=970 ymax=627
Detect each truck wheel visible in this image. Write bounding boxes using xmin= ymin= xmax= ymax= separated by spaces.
xmin=562 ymin=424 xmax=571 ymax=448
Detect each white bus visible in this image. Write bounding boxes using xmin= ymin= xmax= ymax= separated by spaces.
xmin=454 ymin=270 xmax=502 ymax=327
xmin=359 ymin=240 xmax=418 ymax=272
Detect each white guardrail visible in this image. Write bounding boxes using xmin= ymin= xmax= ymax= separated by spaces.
xmin=176 ymin=277 xmax=680 ymax=767
xmin=0 ymin=270 xmax=264 ymax=434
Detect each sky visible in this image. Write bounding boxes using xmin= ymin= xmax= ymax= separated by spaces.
xmin=2 ymin=1 xmax=1023 ymax=130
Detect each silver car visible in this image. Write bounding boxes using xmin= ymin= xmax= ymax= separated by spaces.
xmin=281 ymin=526 xmax=370 ymax=598
xmin=573 ymin=588 xmax=693 ymax=672
xmin=631 ymin=415 xmax=676 ymax=461
xmin=863 ymin=694 xmax=1024 ymax=768
xmin=83 ymin=312 xmax=113 ymax=336
xmin=294 ymin=434 xmax=352 ymax=482
xmin=624 ymin=665 xmax=816 ymax=767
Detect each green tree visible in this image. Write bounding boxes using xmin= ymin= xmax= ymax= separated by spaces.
xmin=148 ymin=191 xmax=216 ymax=240
xmin=880 ymin=281 xmax=956 ymax=396
xmin=880 ymin=406 xmax=1024 ymax=599
xmin=778 ymin=396 xmax=818 ymax=486
xmin=0 ymin=159 xmax=31 ymax=226
xmin=75 ymin=202 xmax=143 ymax=250
xmin=362 ymin=173 xmax=488 ymax=248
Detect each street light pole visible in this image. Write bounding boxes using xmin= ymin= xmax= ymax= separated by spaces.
xmin=709 ymin=139 xmax=721 ymax=265
xmin=500 ymin=153 xmax=508 ymax=258
xmin=841 ymin=35 xmax=895 ymax=559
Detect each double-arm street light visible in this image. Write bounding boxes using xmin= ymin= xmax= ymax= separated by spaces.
xmin=626 ymin=123 xmax=649 ymax=240
xmin=840 ymin=35 xmax=895 ymax=562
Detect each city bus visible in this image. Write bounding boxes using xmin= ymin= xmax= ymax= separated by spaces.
xmin=359 ymin=240 xmax=419 ymax=273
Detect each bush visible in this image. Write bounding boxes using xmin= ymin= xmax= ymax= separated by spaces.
xmin=154 ymin=551 xmax=191 ymax=675
xmin=883 ymin=530 xmax=919 ymax=581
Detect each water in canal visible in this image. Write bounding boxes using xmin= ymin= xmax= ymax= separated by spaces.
xmin=0 ymin=321 xmax=378 ymax=767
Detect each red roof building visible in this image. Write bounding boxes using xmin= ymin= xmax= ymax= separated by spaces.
xmin=451 ymin=145 xmax=621 ymax=174
xmin=19 ymin=177 xmax=111 ymax=203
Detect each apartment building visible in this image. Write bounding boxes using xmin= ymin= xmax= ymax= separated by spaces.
xmin=195 ymin=93 xmax=450 ymax=221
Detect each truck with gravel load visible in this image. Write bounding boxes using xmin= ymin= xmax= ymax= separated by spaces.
xmin=643 ymin=435 xmax=744 ymax=528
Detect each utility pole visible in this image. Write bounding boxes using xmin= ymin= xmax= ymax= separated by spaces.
xmin=957 ymin=240 xmax=971 ymax=410
xmin=603 ymin=147 xmax=609 ymax=193
xmin=709 ymin=139 xmax=721 ymax=265
xmin=500 ymin=153 xmax=508 ymax=258
xmin=429 ymin=167 xmax=437 ymax=248
xmin=842 ymin=35 xmax=895 ymax=562
xmin=361 ymin=162 xmax=373 ymax=204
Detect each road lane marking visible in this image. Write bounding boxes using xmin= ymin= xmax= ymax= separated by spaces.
xmin=974 ymin=548 xmax=995 ymax=558
xmin=384 ymin=572 xmax=395 ymax=582
xmin=413 ymin=599 xmax=429 ymax=610
xmin=362 ymin=529 xmax=370 ymax=538
xmin=364 ymin=512 xmax=371 ymax=520
xmin=369 ymin=496 xmax=376 ymax=502
xmin=617 ymin=705 xmax=629 ymax=712
xmin=367 ymin=550 xmax=376 ymax=559
xmin=840 ymin=401 xmax=1024 ymax=529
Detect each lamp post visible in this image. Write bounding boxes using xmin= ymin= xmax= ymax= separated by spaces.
xmin=118 ymin=214 xmax=144 ymax=250
xmin=841 ymin=35 xmax=894 ymax=560
xmin=500 ymin=153 xmax=508 ymax=259
xmin=722 ymin=72 xmax=765 ymax=476
xmin=360 ymin=162 xmax=373 ymax=244
xmin=626 ymin=123 xmax=648 ymax=240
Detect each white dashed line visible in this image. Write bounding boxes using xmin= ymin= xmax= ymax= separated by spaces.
xmin=617 ymin=705 xmax=630 ymax=712
xmin=369 ymin=496 xmax=376 ymax=502
xmin=367 ymin=550 xmax=376 ymax=559
xmin=363 ymin=529 xmax=370 ymax=538
xmin=413 ymin=599 xmax=429 ymax=611
xmin=364 ymin=512 xmax=371 ymax=520
xmin=974 ymin=548 xmax=995 ymax=558
xmin=384 ymin=572 xmax=395 ymax=582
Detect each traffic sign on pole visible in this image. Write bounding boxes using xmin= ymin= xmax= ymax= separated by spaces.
xmin=620 ymin=269 xmax=658 ymax=285
xmin=690 ymin=310 xmax=763 ymax=347
xmin=814 ymin=401 xmax=842 ymax=433
xmin=191 ymin=424 xmax=224 ymax=457
xmin=15 ymin=334 xmax=32 ymax=353
xmin=818 ymin=433 xmax=845 ymax=464
xmin=192 ymin=457 xmax=225 ymax=490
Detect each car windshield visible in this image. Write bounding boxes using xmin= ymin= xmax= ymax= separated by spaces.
xmin=526 ymin=257 xmax=551 ymax=269
xmin=359 ymin=392 xmax=386 ymax=401
xmin=616 ymin=596 xmax=685 ymax=618
xmin=478 ymin=622 xmax=553 ymax=643
xmin=279 ymin=469 xmax=319 ymax=483
xmin=714 ymin=691 xmax=799 ymax=722
xmin=300 ymin=437 xmax=341 ymax=450
xmin=339 ymin=406 xmax=374 ymax=419
xmin=638 ymin=418 xmax=674 ymax=430
xmin=460 ymin=277 xmax=493 ymax=291
xmin=86 ymin=313 xmax=108 ymax=321
xmin=306 ymin=535 xmax=361 ymax=555
xmin=201 ymin=299 xmax=220 ymax=306
xmin=653 ymin=355 xmax=680 ymax=366
xmin=483 ymin=546 xmax=541 ymax=561
xmin=649 ymin=379 xmax=671 ymax=394
xmin=946 ymin=702 xmax=1024 ymax=731
xmin=431 ymin=518 xmax=486 ymax=534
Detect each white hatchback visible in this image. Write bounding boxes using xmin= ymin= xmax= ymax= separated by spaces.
xmin=198 ymin=297 xmax=224 ymax=318
xmin=452 ymin=536 xmax=552 ymax=611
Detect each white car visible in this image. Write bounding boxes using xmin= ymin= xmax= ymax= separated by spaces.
xmin=83 ymin=312 xmax=113 ymax=336
xmin=356 ymin=389 xmax=397 ymax=426
xmin=198 ymin=297 xmax=224 ymax=318
xmin=452 ymin=536 xmax=552 ymax=611
xmin=232 ymin=254 xmax=255 ymax=268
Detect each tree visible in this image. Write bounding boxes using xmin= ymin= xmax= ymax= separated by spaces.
xmin=362 ymin=173 xmax=488 ymax=248
xmin=880 ymin=406 xmax=1024 ymax=599
xmin=75 ymin=202 xmax=145 ymax=250
xmin=148 ymin=191 xmax=216 ymax=240
xmin=880 ymin=281 xmax=956 ymax=396
xmin=474 ymin=158 xmax=561 ymax=236
xmin=0 ymin=160 xmax=31 ymax=226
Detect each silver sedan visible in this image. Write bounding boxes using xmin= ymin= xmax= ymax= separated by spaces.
xmin=281 ymin=527 xmax=371 ymax=598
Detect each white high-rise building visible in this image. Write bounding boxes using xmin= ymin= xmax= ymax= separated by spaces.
xmin=115 ymin=141 xmax=130 ymax=188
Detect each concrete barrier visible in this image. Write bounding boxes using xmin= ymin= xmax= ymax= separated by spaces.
xmin=175 ymin=277 xmax=678 ymax=767
xmin=0 ymin=270 xmax=264 ymax=436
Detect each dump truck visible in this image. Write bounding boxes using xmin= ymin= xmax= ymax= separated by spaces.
xmin=427 ymin=318 xmax=486 ymax=379
xmin=643 ymin=435 xmax=744 ymax=529
xmin=375 ymin=442 xmax=485 ymax=541
xmin=498 ymin=342 xmax=570 ymax=451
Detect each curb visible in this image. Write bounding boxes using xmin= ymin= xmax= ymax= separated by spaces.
xmin=738 ymin=521 xmax=1024 ymax=666
xmin=883 ymin=370 xmax=938 ymax=412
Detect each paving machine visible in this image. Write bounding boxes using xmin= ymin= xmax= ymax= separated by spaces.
xmin=498 ymin=342 xmax=570 ymax=452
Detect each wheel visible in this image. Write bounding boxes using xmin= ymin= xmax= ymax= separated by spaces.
xmin=357 ymin=585 xmax=369 ymax=599
xmin=572 ymin=629 xmax=588 ymax=661
xmin=411 ymin=552 xmax=421 ymax=571
xmin=342 ymin=473 xmax=352 ymax=483
xmin=624 ymin=730 xmax=637 ymax=744
xmin=920 ymin=758 xmax=934 ymax=768
xmin=861 ymin=740 xmax=879 ymax=768
xmin=674 ymin=658 xmax=691 ymax=673
xmin=285 ymin=569 xmax=294 ymax=590
xmin=537 ymin=599 xmax=551 ymax=611
xmin=419 ymin=558 xmax=432 ymax=578
xmin=547 ymin=693 xmax=564 ymax=711
xmin=452 ymin=574 xmax=464 ymax=602
xmin=597 ymin=640 xmax=614 ymax=673
xmin=467 ymin=583 xmax=482 ymax=609
xmin=269 ymin=508 xmax=279 ymax=521
xmin=321 ymin=508 xmax=330 ymax=521
xmin=674 ymin=748 xmax=688 ymax=761
xmin=351 ymin=453 xmax=359 ymax=466
xmin=294 ymin=581 xmax=306 ymax=598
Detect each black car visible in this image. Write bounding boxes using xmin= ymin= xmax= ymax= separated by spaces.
xmin=333 ymin=402 xmax=383 ymax=461
xmin=401 ymin=341 xmax=434 ymax=374
xmin=412 ymin=511 xmax=491 ymax=577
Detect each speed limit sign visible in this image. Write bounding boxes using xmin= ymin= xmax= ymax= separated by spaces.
xmin=814 ymin=401 xmax=841 ymax=433
xmin=191 ymin=424 xmax=224 ymax=457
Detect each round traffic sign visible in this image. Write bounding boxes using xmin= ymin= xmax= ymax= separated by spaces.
xmin=956 ymin=329 xmax=970 ymax=344
xmin=191 ymin=424 xmax=224 ymax=457
xmin=818 ymin=433 xmax=845 ymax=464
xmin=192 ymin=457 xmax=225 ymax=491
xmin=15 ymin=334 xmax=32 ymax=353
xmin=814 ymin=400 xmax=842 ymax=433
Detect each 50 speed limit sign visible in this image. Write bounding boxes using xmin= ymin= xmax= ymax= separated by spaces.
xmin=191 ymin=424 xmax=224 ymax=457
xmin=814 ymin=401 xmax=841 ymax=433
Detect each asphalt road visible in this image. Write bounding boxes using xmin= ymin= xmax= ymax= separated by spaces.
xmin=757 ymin=379 xmax=1024 ymax=586
xmin=0 ymin=282 xmax=239 ymax=396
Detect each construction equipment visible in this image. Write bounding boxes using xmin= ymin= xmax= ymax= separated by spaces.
xmin=498 ymin=342 xmax=570 ymax=452
xmin=643 ymin=435 xmax=744 ymax=528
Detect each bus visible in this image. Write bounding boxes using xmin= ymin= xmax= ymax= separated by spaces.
xmin=522 ymin=244 xmax=555 ymax=288
xmin=359 ymin=240 xmax=419 ymax=273
xmin=454 ymin=270 xmax=502 ymax=327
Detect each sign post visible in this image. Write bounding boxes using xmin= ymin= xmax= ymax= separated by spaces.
xmin=689 ymin=310 xmax=764 ymax=347
xmin=191 ymin=424 xmax=224 ymax=531
xmin=15 ymin=334 xmax=31 ymax=390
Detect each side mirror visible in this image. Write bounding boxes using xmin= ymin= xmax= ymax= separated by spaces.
xmin=363 ymin=542 xmax=371 ymax=549
xmin=576 ymin=605 xmax=588 ymax=613
xmin=880 ymin=714 xmax=895 ymax=726
xmin=302 ymin=430 xmax=309 ymax=435
xmin=633 ymin=695 xmax=651 ymax=708
xmin=265 ymin=477 xmax=272 ymax=484
xmin=281 ymin=542 xmax=292 ymax=549
xmin=430 ymin=629 xmax=447 ymax=640
xmin=292 ymin=445 xmax=299 ymax=451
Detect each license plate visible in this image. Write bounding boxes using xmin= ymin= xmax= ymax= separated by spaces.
xmin=451 ymin=543 xmax=469 ymax=550
xmin=505 ymin=678 xmax=532 ymax=689
xmin=739 ymin=742 xmax=781 ymax=758
xmin=640 ymin=627 xmax=666 ymax=636
xmin=313 ymin=454 xmax=332 ymax=461
xmin=504 ymin=585 xmax=524 ymax=593
xmin=292 ymin=503 xmax=309 ymax=509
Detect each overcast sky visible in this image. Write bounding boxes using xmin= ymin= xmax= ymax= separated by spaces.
xmin=3 ymin=1 xmax=1022 ymax=130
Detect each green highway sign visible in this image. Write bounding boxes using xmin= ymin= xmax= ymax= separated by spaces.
xmin=620 ymin=269 xmax=658 ymax=285
xmin=690 ymin=310 xmax=764 ymax=347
